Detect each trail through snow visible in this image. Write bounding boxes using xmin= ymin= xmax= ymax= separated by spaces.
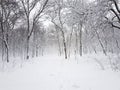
xmin=0 ymin=55 xmax=120 ymax=90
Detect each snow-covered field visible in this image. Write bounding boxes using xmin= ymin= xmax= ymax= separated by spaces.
xmin=0 ymin=54 xmax=120 ymax=90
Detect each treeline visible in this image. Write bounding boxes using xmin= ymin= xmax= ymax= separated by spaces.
xmin=0 ymin=0 xmax=120 ymax=63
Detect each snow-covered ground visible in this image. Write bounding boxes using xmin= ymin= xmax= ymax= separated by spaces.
xmin=0 ymin=54 xmax=120 ymax=90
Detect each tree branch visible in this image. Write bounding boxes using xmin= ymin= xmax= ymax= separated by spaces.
xmin=112 ymin=23 xmax=120 ymax=29
xmin=110 ymin=8 xmax=120 ymax=22
xmin=33 ymin=0 xmax=49 ymax=22
xmin=27 ymin=0 xmax=49 ymax=39
xmin=21 ymin=0 xmax=28 ymax=17
xmin=111 ymin=0 xmax=120 ymax=14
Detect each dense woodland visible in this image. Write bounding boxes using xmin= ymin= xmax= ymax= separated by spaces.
xmin=0 ymin=0 xmax=120 ymax=64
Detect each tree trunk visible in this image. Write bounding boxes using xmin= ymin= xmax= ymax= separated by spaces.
xmin=26 ymin=9 xmax=30 ymax=59
xmin=36 ymin=46 xmax=38 ymax=57
xmin=95 ymin=30 xmax=107 ymax=55
xmin=6 ymin=34 xmax=9 ymax=62
xmin=55 ymin=27 xmax=62 ymax=56
xmin=26 ymin=37 xmax=30 ymax=59
xmin=68 ymin=27 xmax=73 ymax=58
xmin=61 ymin=31 xmax=67 ymax=59
xmin=75 ymin=31 xmax=78 ymax=54
xmin=1 ymin=22 xmax=4 ymax=61
xmin=79 ymin=24 xmax=82 ymax=56
xmin=57 ymin=35 xmax=62 ymax=56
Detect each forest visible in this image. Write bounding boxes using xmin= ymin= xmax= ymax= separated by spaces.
xmin=0 ymin=0 xmax=120 ymax=90
xmin=1 ymin=0 xmax=120 ymax=67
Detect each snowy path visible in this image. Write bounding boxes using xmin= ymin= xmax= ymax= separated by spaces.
xmin=0 ymin=55 xmax=120 ymax=90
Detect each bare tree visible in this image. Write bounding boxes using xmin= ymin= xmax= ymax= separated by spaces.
xmin=0 ymin=0 xmax=20 ymax=62
xmin=20 ymin=0 xmax=49 ymax=59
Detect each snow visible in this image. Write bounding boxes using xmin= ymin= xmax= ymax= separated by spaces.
xmin=0 ymin=54 xmax=120 ymax=90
